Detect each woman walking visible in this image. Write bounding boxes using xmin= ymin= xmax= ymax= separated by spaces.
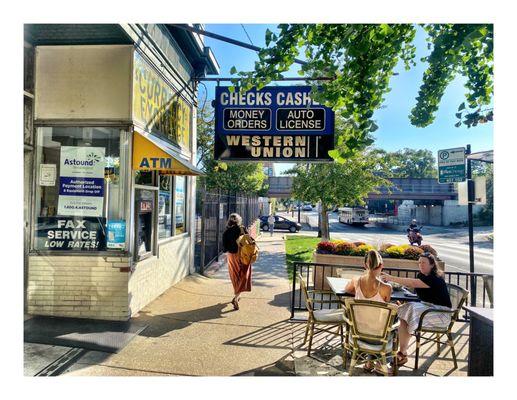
xmin=222 ymin=213 xmax=252 ymax=310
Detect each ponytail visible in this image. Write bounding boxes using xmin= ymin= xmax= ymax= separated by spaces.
xmin=364 ymin=249 xmax=383 ymax=271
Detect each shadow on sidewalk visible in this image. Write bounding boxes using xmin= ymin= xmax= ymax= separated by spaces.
xmin=135 ymin=303 xmax=234 ymax=338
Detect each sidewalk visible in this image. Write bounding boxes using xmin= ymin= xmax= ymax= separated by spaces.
xmin=25 ymin=231 xmax=468 ymax=376
xmin=57 ymin=232 xmax=297 ymax=376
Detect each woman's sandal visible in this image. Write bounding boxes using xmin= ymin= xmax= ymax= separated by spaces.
xmin=395 ymin=351 xmax=408 ymax=366
xmin=231 ymin=298 xmax=239 ymax=310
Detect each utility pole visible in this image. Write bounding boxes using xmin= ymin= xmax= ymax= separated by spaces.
xmin=466 ymin=144 xmax=476 ymax=306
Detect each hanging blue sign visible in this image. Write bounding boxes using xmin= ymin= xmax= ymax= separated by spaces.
xmin=214 ymin=86 xmax=335 ymax=161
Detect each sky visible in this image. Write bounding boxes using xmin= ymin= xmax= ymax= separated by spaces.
xmin=200 ymin=24 xmax=493 ymax=175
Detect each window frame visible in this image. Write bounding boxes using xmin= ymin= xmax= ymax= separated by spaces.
xmin=29 ymin=124 xmax=132 ymax=256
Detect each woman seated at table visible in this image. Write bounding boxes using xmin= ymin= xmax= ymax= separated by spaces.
xmin=344 ymin=249 xmax=392 ymax=303
xmin=344 ymin=249 xmax=392 ymax=373
xmin=381 ymin=252 xmax=452 ymax=367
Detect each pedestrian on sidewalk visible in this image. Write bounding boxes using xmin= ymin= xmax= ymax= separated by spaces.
xmin=268 ymin=214 xmax=275 ymax=236
xmin=223 ymin=213 xmax=252 ymax=310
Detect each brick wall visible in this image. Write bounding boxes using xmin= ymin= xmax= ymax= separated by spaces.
xmin=27 ymin=256 xmax=130 ymax=321
xmin=128 ymin=235 xmax=191 ymax=316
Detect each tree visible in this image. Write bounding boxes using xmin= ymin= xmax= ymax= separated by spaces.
xmin=231 ymin=24 xmax=493 ymax=160
xmin=369 ymin=148 xmax=438 ymax=178
xmin=286 ymin=154 xmax=390 ymax=241
xmin=196 ymin=105 xmax=268 ymax=194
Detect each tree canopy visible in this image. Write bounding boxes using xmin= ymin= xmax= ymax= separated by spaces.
xmin=231 ymin=24 xmax=493 ymax=160
xmin=196 ymin=105 xmax=268 ymax=194
xmin=369 ymin=148 xmax=438 ymax=178
xmin=286 ymin=154 xmax=390 ymax=240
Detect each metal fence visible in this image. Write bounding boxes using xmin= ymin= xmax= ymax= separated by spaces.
xmin=194 ymin=187 xmax=260 ymax=274
xmin=290 ymin=262 xmax=493 ymax=321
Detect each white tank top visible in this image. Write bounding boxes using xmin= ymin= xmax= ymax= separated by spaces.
xmin=354 ymin=277 xmax=386 ymax=303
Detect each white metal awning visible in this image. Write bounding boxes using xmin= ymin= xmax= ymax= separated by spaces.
xmin=467 ymin=150 xmax=493 ymax=163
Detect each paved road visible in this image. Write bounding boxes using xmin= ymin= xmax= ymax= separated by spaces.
xmin=279 ymin=210 xmax=493 ymax=274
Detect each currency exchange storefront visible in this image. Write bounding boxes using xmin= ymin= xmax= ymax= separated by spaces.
xmin=27 ymin=43 xmax=205 ymax=320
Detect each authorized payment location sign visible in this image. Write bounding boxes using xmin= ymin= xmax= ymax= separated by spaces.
xmin=57 ymin=146 xmax=105 ymax=217
xmin=214 ymin=86 xmax=335 ymax=161
xmin=438 ymin=147 xmax=466 ymax=184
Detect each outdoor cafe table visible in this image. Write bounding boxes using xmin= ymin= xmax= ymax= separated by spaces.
xmin=325 ymin=276 xmax=421 ymax=303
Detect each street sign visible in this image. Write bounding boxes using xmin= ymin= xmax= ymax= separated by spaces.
xmin=214 ymin=86 xmax=335 ymax=162
xmin=437 ymin=147 xmax=466 ymax=184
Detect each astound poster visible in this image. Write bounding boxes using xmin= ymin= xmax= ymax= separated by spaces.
xmin=57 ymin=146 xmax=105 ymax=217
xmin=35 ymin=217 xmax=106 ymax=251
xmin=107 ymin=220 xmax=126 ymax=249
xmin=214 ymin=86 xmax=335 ymax=161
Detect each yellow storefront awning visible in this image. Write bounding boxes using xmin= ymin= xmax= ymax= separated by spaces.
xmin=132 ymin=132 xmax=203 ymax=176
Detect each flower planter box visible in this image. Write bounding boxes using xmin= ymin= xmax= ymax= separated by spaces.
xmin=311 ymin=252 xmax=445 ymax=291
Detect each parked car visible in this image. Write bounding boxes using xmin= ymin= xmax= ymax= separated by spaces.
xmin=302 ymin=204 xmax=313 ymax=211
xmin=259 ymin=215 xmax=302 ymax=233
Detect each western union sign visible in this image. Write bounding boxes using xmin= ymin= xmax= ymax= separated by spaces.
xmin=214 ymin=86 xmax=335 ymax=162
xmin=133 ymin=52 xmax=191 ymax=151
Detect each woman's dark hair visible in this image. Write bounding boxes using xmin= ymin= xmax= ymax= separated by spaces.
xmin=420 ymin=252 xmax=444 ymax=278
xmin=227 ymin=213 xmax=242 ymax=228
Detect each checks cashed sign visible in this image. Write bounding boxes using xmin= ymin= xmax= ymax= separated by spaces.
xmin=57 ymin=146 xmax=105 ymax=217
xmin=214 ymin=86 xmax=335 ymax=161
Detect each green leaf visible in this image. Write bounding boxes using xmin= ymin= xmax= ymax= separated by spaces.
xmin=454 ymin=121 xmax=462 ymax=128
xmin=265 ymin=29 xmax=273 ymax=46
xmin=218 ymin=162 xmax=228 ymax=171
xmin=228 ymin=86 xmax=235 ymax=93
xmin=328 ymin=149 xmax=341 ymax=160
xmin=229 ymin=66 xmax=237 ymax=75
xmin=458 ymin=102 xmax=466 ymax=111
xmin=455 ymin=112 xmax=463 ymax=119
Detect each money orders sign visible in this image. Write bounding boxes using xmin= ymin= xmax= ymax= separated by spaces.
xmin=57 ymin=146 xmax=105 ymax=217
xmin=214 ymin=86 xmax=335 ymax=161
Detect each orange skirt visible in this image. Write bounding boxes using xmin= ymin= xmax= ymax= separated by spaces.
xmin=227 ymin=252 xmax=252 ymax=294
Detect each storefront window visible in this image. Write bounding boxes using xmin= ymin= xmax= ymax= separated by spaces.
xmin=158 ymin=174 xmax=172 ymax=239
xmin=33 ymin=127 xmax=129 ymax=252
xmin=175 ymin=176 xmax=187 ymax=234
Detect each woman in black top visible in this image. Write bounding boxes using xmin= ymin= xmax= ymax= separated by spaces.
xmin=381 ymin=252 xmax=452 ymax=366
xmin=222 ymin=213 xmax=251 ymax=310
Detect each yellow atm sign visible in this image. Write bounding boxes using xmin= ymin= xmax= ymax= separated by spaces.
xmin=133 ymin=52 xmax=191 ymax=151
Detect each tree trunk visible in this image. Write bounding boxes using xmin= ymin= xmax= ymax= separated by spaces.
xmin=320 ymin=203 xmax=330 ymax=241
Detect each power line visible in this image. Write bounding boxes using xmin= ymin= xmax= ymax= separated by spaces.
xmin=240 ymin=24 xmax=254 ymax=46
xmin=170 ymin=24 xmax=307 ymax=66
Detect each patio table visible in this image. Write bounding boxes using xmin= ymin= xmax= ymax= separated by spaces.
xmin=325 ymin=276 xmax=421 ymax=303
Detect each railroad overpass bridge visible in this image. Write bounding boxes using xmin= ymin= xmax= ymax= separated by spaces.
xmin=267 ymin=176 xmax=457 ymax=201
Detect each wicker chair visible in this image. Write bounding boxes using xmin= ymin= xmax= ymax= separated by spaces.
xmin=343 ymin=299 xmax=399 ymax=376
xmin=482 ymin=275 xmax=493 ymax=308
xmin=413 ymin=283 xmax=469 ymax=370
xmin=298 ymin=273 xmax=347 ymax=356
